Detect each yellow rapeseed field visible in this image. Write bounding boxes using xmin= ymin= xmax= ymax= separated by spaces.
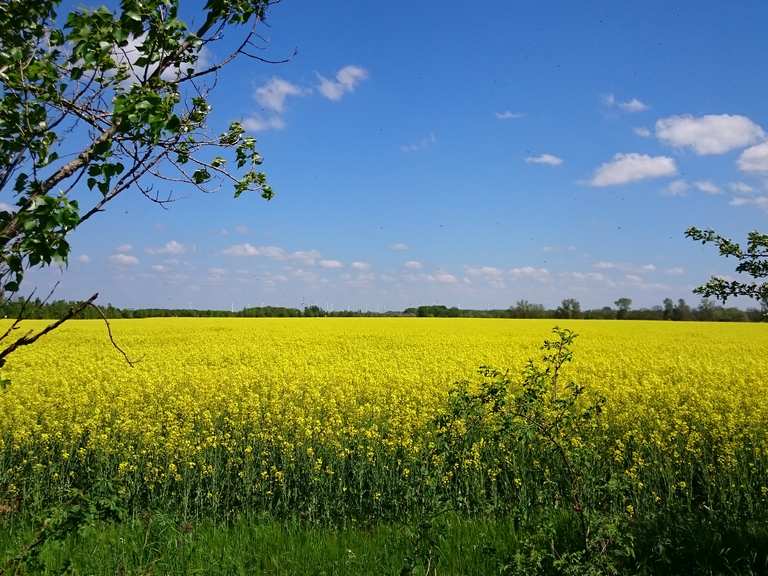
xmin=1 ymin=318 xmax=767 ymax=520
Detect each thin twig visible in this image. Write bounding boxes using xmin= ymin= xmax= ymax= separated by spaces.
xmin=85 ymin=301 xmax=138 ymax=367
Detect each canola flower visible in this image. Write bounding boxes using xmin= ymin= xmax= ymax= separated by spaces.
xmin=0 ymin=318 xmax=767 ymax=521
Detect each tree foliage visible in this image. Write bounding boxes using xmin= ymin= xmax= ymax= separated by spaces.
xmin=0 ymin=0 xmax=277 ymax=296
xmin=686 ymin=227 xmax=768 ymax=310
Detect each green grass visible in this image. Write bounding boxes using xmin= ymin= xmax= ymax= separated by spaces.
xmin=0 ymin=514 xmax=523 ymax=575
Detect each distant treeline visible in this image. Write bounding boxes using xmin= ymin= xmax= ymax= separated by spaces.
xmin=1 ymin=297 xmax=765 ymax=322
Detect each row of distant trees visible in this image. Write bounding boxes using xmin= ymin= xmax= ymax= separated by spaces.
xmin=404 ymin=297 xmax=765 ymax=321
xmin=2 ymin=296 xmax=764 ymax=322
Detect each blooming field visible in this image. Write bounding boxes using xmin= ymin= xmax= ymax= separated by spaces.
xmin=1 ymin=318 xmax=767 ymax=522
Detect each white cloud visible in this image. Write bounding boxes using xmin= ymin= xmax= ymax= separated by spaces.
xmin=401 ymin=133 xmax=436 ymax=152
xmin=738 ymin=142 xmax=768 ymax=173
xmin=593 ymin=261 xmax=616 ymax=270
xmin=655 ymin=114 xmax=765 ymax=155
xmin=77 ymin=254 xmax=90 ymax=264
xmin=151 ymin=264 xmax=169 ymax=273
xmin=0 ymin=202 xmax=12 ymax=212
xmin=495 ymin=111 xmax=525 ymax=120
xmin=234 ymin=225 xmax=250 ymax=235
xmin=147 ymin=240 xmax=186 ymax=255
xmin=242 ymin=114 xmax=285 ymax=132
xmin=665 ymin=267 xmax=685 ymax=276
xmin=729 ymin=181 xmax=754 ymax=193
xmin=641 ymin=264 xmax=657 ymax=272
xmin=625 ymin=274 xmax=643 ymax=283
xmin=222 ymin=243 xmax=322 ymax=265
xmin=633 ymin=127 xmax=651 ymax=138
xmin=351 ymin=261 xmax=371 ymax=271
xmin=509 ymin=266 xmax=550 ymax=281
xmin=390 ymin=243 xmax=409 ymax=251
xmin=730 ymin=195 xmax=768 ymax=212
xmin=619 ymin=98 xmax=649 ymax=112
xmin=404 ymin=260 xmax=423 ymax=270
xmin=109 ymin=253 xmax=139 ymax=266
xmin=693 ymin=180 xmax=721 ymax=195
xmin=663 ymin=179 xmax=690 ymax=196
xmin=434 ymin=273 xmax=458 ymax=284
xmin=255 ymin=77 xmax=304 ymax=113
xmin=603 ymin=94 xmax=649 ymax=112
xmin=116 ymin=243 xmax=133 ymax=253
xmin=589 ymin=153 xmax=677 ymax=187
xmin=319 ymin=259 xmax=343 ymax=269
xmin=525 ymin=153 xmax=563 ymax=166
xmin=563 ymin=271 xmax=607 ymax=283
xmin=317 ymin=65 xmax=368 ymax=101
xmin=112 ymin=34 xmax=211 ymax=85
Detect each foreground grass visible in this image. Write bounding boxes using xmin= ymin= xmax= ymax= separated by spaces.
xmin=1 ymin=514 xmax=522 ymax=575
xmin=3 ymin=512 xmax=768 ymax=575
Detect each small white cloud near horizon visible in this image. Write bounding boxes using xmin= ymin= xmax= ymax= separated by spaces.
xmin=389 ymin=243 xmax=409 ymax=251
xmin=656 ymin=114 xmax=765 ymax=155
xmin=693 ymin=180 xmax=722 ymax=195
xmin=401 ymin=133 xmax=436 ymax=153
xmin=319 ymin=259 xmax=344 ymax=269
xmin=147 ymin=240 xmax=186 ymax=255
xmin=738 ymin=142 xmax=768 ymax=173
xmin=666 ymin=267 xmax=685 ymax=276
xmin=222 ymin=243 xmax=322 ymax=266
xmin=116 ymin=243 xmax=133 ymax=253
xmin=590 ymin=153 xmax=677 ymax=187
xmin=404 ymin=260 xmax=423 ymax=270
xmin=109 ymin=253 xmax=139 ymax=266
xmin=525 ymin=153 xmax=563 ymax=166
xmin=317 ymin=65 xmax=368 ymax=101
xmin=351 ymin=261 xmax=371 ymax=271
xmin=77 ymin=254 xmax=91 ymax=264
xmin=509 ymin=266 xmax=550 ymax=281
xmin=0 ymin=202 xmax=12 ymax=212
xmin=434 ymin=272 xmax=458 ymax=284
xmin=495 ymin=110 xmax=525 ymax=120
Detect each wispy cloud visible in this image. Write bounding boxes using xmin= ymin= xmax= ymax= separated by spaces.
xmin=404 ymin=260 xmax=422 ymax=270
xmin=692 ymin=180 xmax=721 ymax=195
xmin=401 ymin=133 xmax=437 ymax=153
xmin=730 ymin=195 xmax=768 ymax=212
xmin=525 ymin=153 xmax=563 ymax=166
xmin=389 ymin=243 xmax=409 ymax=251
xmin=495 ymin=110 xmax=525 ymax=120
xmin=319 ymin=259 xmax=344 ymax=269
xmin=317 ymin=65 xmax=368 ymax=101
xmin=147 ymin=240 xmax=187 ymax=255
xmin=116 ymin=244 xmax=133 ymax=253
xmin=589 ymin=153 xmax=677 ymax=187
xmin=633 ymin=127 xmax=651 ymax=138
xmin=77 ymin=254 xmax=91 ymax=264
xmin=109 ymin=253 xmax=139 ymax=266
xmin=222 ymin=243 xmax=322 ymax=265
xmin=603 ymin=94 xmax=650 ymax=112
xmin=663 ymin=179 xmax=689 ymax=197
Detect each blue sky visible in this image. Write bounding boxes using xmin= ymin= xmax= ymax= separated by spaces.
xmin=27 ymin=0 xmax=768 ymax=310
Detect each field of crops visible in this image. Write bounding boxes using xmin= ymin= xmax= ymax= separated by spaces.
xmin=1 ymin=317 xmax=767 ymax=529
